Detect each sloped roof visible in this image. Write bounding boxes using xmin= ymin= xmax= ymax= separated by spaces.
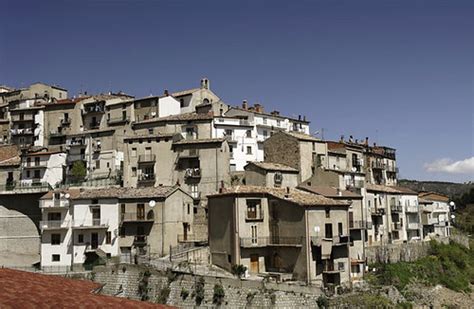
xmin=391 ymin=186 xmax=418 ymax=195
xmin=173 ymin=138 xmax=226 ymax=146
xmin=298 ymin=185 xmax=362 ymax=199
xmin=73 ymin=186 xmax=180 ymax=200
xmin=0 ymin=145 xmax=20 ymax=167
xmin=0 ymin=268 xmax=168 ymax=308
xmin=365 ymin=183 xmax=400 ymax=193
xmin=171 ymin=88 xmax=200 ymax=97
xmin=208 ymin=186 xmax=349 ymax=207
xmin=419 ymin=191 xmax=450 ymax=202
xmin=283 ymin=131 xmax=320 ymax=142
xmin=134 ymin=112 xmax=214 ymax=125
xmin=245 ymin=162 xmax=298 ymax=173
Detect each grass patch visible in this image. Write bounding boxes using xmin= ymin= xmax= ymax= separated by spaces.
xmin=368 ymin=241 xmax=474 ymax=293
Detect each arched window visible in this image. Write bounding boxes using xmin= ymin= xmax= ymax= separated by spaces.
xmin=147 ymin=210 xmax=154 ymax=221
xmin=203 ymin=98 xmax=209 ymax=105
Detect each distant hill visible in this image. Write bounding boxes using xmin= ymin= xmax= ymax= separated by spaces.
xmin=398 ymin=179 xmax=474 ymax=199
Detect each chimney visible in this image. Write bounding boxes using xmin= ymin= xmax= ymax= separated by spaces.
xmin=349 ymin=135 xmax=354 ymax=143
xmin=298 ymin=115 xmax=301 ymax=121
xmin=254 ymin=103 xmax=263 ymax=113
xmin=271 ymin=110 xmax=280 ymax=116
xmin=303 ymin=115 xmax=306 ymax=122
xmin=339 ymin=135 xmax=344 ymax=143
xmin=242 ymin=100 xmax=248 ymax=110
xmin=164 ymin=89 xmax=169 ymax=96
xmin=365 ymin=137 xmax=369 ymax=146
xmin=373 ymin=142 xmax=377 ymax=147
xmin=337 ymin=188 xmax=342 ymax=196
xmin=200 ymin=78 xmax=210 ymax=90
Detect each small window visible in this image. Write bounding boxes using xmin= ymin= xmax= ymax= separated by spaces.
xmin=78 ymin=234 xmax=84 ymax=244
xmin=246 ymin=199 xmax=262 ymax=220
xmin=52 ymin=254 xmax=60 ymax=262
xmin=325 ymin=223 xmax=333 ymax=238
xmin=246 ymin=130 xmax=252 ymax=138
xmin=148 ymin=128 xmax=153 ymax=135
xmin=263 ymin=117 xmax=267 ymax=124
xmin=26 ymin=170 xmax=30 ymax=178
xmin=92 ymin=199 xmax=98 ymax=205
xmin=131 ymin=148 xmax=137 ymax=157
xmin=34 ymin=170 xmax=41 ymax=179
xmin=132 ymin=167 xmax=137 ymax=177
xmin=180 ymin=99 xmax=184 ymax=108
xmin=95 ymin=160 xmax=100 ymax=169
xmin=106 ymin=231 xmax=112 ymax=244
xmin=187 ymin=204 xmax=190 ymax=215
xmin=325 ymin=207 xmax=330 ymax=218
xmin=246 ymin=146 xmax=252 ymax=155
xmin=263 ymin=130 xmax=268 ymax=137
xmin=51 ymin=234 xmax=61 ymax=245
xmin=338 ymin=222 xmax=343 ymax=236
xmin=54 ymin=192 xmax=60 ymax=200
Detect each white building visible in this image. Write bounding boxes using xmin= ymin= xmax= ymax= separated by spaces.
xmin=419 ymin=192 xmax=451 ymax=238
xmin=20 ymin=150 xmax=66 ymax=188
xmin=214 ymin=101 xmax=311 ymax=171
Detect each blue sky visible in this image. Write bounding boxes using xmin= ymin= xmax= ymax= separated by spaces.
xmin=1 ymin=0 xmax=473 ymax=182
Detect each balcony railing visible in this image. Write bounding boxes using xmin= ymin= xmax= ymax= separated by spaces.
xmin=40 ymin=199 xmax=70 ymax=208
xmin=66 ymin=139 xmax=86 ymax=147
xmin=331 ymin=235 xmax=351 ymax=245
xmin=349 ymin=220 xmax=365 ymax=229
xmin=11 ymin=114 xmax=34 ymax=122
xmin=423 ymin=217 xmax=438 ymax=225
xmin=386 ymin=165 xmax=398 ymax=173
xmin=40 ymin=220 xmax=70 ymax=230
xmin=240 ymin=236 xmax=303 ymax=247
xmin=83 ymin=105 xmax=105 ymax=114
xmin=371 ymin=208 xmax=385 ymax=216
xmin=390 ymin=205 xmax=403 ymax=213
xmin=72 ymin=219 xmax=109 ymax=229
xmin=178 ymin=149 xmax=199 ymax=159
xmin=407 ymin=222 xmax=420 ymax=230
xmin=392 ymin=222 xmax=402 ymax=230
xmin=138 ymin=173 xmax=155 ymax=182
xmin=185 ymin=168 xmax=201 ymax=179
xmin=345 ymin=180 xmax=365 ymax=189
xmin=134 ymin=235 xmax=148 ymax=245
xmin=121 ymin=212 xmax=153 ymax=222
xmin=371 ymin=161 xmax=385 ymax=170
xmin=322 ymin=262 xmax=344 ymax=273
xmin=89 ymin=123 xmax=100 ymax=130
xmin=405 ymin=205 xmax=418 ymax=213
xmin=60 ymin=118 xmax=71 ymax=126
xmin=10 ymin=128 xmax=34 ymax=135
xmin=138 ymin=154 xmax=156 ymax=163
xmin=107 ymin=116 xmax=130 ymax=124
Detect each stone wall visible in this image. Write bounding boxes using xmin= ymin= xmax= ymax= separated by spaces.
xmin=93 ymin=264 xmax=324 ymax=307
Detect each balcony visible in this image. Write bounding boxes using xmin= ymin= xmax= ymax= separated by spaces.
xmin=349 ymin=220 xmax=365 ymax=229
xmin=83 ymin=105 xmax=105 ymax=115
xmin=23 ymin=161 xmax=48 ymax=169
xmin=371 ymin=208 xmax=385 ymax=216
xmin=407 ymin=222 xmax=420 ymax=230
xmin=240 ymin=236 xmax=303 ymax=248
xmin=10 ymin=128 xmax=34 ymax=135
xmin=121 ymin=212 xmax=154 ymax=222
xmin=386 ymin=165 xmax=398 ymax=173
xmin=40 ymin=199 xmax=70 ymax=208
xmin=89 ymin=123 xmax=100 ymax=130
xmin=60 ymin=118 xmax=71 ymax=126
xmin=371 ymin=161 xmax=385 ymax=170
xmin=178 ymin=149 xmax=199 ymax=160
xmin=185 ymin=168 xmax=201 ymax=179
xmin=138 ymin=154 xmax=156 ymax=163
xmin=11 ymin=114 xmax=34 ymax=122
xmin=72 ymin=219 xmax=109 ymax=229
xmin=107 ymin=116 xmax=130 ymax=125
xmin=405 ymin=205 xmax=419 ymax=213
xmin=177 ymin=234 xmax=205 ymax=243
xmin=392 ymin=222 xmax=402 ymax=230
xmin=390 ymin=205 xmax=403 ymax=213
xmin=331 ymin=235 xmax=351 ymax=246
xmin=134 ymin=235 xmax=148 ymax=245
xmin=66 ymin=139 xmax=86 ymax=147
xmin=40 ymin=220 xmax=70 ymax=230
xmin=423 ymin=217 xmax=438 ymax=225
xmin=322 ymin=262 xmax=344 ymax=273
xmin=138 ymin=173 xmax=155 ymax=183
xmin=50 ymin=130 xmax=66 ymax=138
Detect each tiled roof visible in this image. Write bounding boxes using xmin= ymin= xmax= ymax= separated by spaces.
xmin=365 ymin=183 xmax=400 ymax=193
xmin=419 ymin=191 xmax=450 ymax=202
xmin=390 ymin=186 xmax=418 ymax=195
xmin=418 ymin=198 xmax=434 ymax=204
xmin=40 ymin=189 xmax=81 ymax=200
xmin=227 ymin=107 xmax=310 ymax=123
xmin=0 ymin=268 xmax=168 ymax=308
xmin=0 ymin=145 xmax=20 ymax=167
xmin=173 ymin=138 xmax=226 ymax=145
xmin=245 ymin=162 xmax=298 ymax=172
xmin=171 ymin=88 xmax=200 ymax=97
xmin=298 ymin=185 xmax=362 ymax=199
xmin=124 ymin=133 xmax=177 ymax=141
xmin=283 ymin=131 xmax=320 ymax=142
xmin=134 ymin=112 xmax=214 ymax=125
xmin=73 ymin=186 xmax=178 ymax=200
xmin=51 ymin=97 xmax=89 ymax=105
xmin=208 ymin=186 xmax=349 ymax=207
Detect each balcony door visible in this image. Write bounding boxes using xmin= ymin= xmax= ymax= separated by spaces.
xmin=92 ymin=207 xmax=100 ymax=226
xmin=250 ymin=254 xmax=259 ymax=273
xmin=91 ymin=233 xmax=99 ymax=249
xmin=137 ymin=204 xmax=145 ymax=220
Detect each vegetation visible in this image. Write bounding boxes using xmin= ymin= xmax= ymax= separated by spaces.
xmin=316 ymin=295 xmax=329 ymax=308
xmin=246 ymin=291 xmax=257 ymax=305
xmin=194 ymin=277 xmax=205 ymax=305
xmin=329 ymin=293 xmax=394 ymax=308
xmin=180 ymin=288 xmax=189 ymax=300
xmin=138 ymin=270 xmax=152 ymax=301
xmin=453 ymin=188 xmax=474 ymax=234
xmin=231 ymin=264 xmax=247 ymax=278
xmin=157 ymin=286 xmax=170 ymax=304
xmin=367 ymin=241 xmax=474 ymax=293
xmin=70 ymin=161 xmax=87 ymax=179
xmin=212 ymin=282 xmax=225 ymax=305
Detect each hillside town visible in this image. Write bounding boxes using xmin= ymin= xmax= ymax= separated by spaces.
xmin=0 ymin=80 xmax=455 ymax=294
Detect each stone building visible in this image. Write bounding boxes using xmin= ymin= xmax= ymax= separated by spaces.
xmin=263 ymin=131 xmax=326 ymax=182
xmin=0 ymin=144 xmax=21 ymax=190
xmin=364 ymin=143 xmax=398 ymax=186
xmin=172 ymin=78 xmax=227 ymax=115
xmin=208 ymin=186 xmax=351 ymax=288
xmin=244 ymin=162 xmax=299 ymax=188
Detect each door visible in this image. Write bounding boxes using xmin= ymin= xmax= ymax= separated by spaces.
xmin=250 ymin=254 xmax=259 ymax=273
xmin=183 ymin=223 xmax=188 ymax=241
xmin=137 ymin=204 xmax=145 ymax=220
xmin=349 ymin=212 xmax=354 ymax=228
xmin=91 ymin=233 xmax=99 ymax=249
xmin=92 ymin=208 xmax=100 ymax=226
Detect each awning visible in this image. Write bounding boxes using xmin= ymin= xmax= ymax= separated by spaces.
xmin=119 ymin=236 xmax=134 ymax=247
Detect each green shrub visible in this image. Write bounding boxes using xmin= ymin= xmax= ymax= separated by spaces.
xmin=180 ymin=288 xmax=189 ymax=300
xmin=316 ymin=295 xmax=329 ymax=308
xmin=231 ymin=264 xmax=247 ymax=278
xmin=213 ymin=282 xmax=225 ymax=305
xmin=194 ymin=277 xmax=205 ymax=305
xmin=157 ymin=286 xmax=170 ymax=304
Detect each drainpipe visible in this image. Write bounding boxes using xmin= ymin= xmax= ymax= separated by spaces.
xmin=305 ymin=210 xmax=310 ymax=285
xmin=162 ymin=202 xmax=165 ymax=256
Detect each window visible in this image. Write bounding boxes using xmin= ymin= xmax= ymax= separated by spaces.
xmin=180 ymin=99 xmax=184 ymax=108
xmin=26 ymin=170 xmax=30 ymax=178
xmin=95 ymin=160 xmax=100 ymax=169
xmin=246 ymin=146 xmax=252 ymax=155
xmin=137 ymin=204 xmax=145 ymax=220
xmin=246 ymin=130 xmax=252 ymax=138
xmin=325 ymin=223 xmax=333 ymax=238
xmin=106 ymin=231 xmax=112 ymax=244
xmin=187 ymin=204 xmax=190 ymax=215
xmin=52 ymin=254 xmax=60 ymax=262
xmin=338 ymin=222 xmax=343 ymax=236
xmin=148 ymin=128 xmax=153 ymax=135
xmin=274 ymin=172 xmax=283 ymax=186
xmin=92 ymin=199 xmax=99 ymax=205
xmin=325 ymin=207 xmax=330 ymax=218
xmin=338 ymin=262 xmax=345 ymax=271
xmin=225 ymin=129 xmax=233 ymax=137
xmin=131 ymin=148 xmax=137 ymax=157
xmin=78 ymin=234 xmax=84 ymax=244
xmin=263 ymin=117 xmax=267 ymax=124
xmin=34 ymin=170 xmax=41 ymax=179
xmin=246 ymin=199 xmax=262 ymax=220
xmin=51 ymin=234 xmax=61 ymax=245
xmin=54 ymin=192 xmax=60 ymax=200
xmin=131 ymin=167 xmax=137 ymax=177
xmin=122 ymin=110 xmax=127 ymax=120
xmin=263 ymin=130 xmax=268 ymax=137
xmin=251 ymin=225 xmax=258 ymax=244
xmin=276 ymin=120 xmax=281 ymax=126
xmin=34 ymin=157 xmax=40 ymax=166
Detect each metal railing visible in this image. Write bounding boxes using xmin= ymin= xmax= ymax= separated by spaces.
xmin=61 ymin=118 xmax=71 ymax=126
xmin=371 ymin=161 xmax=385 ymax=169
xmin=72 ymin=219 xmax=109 ymax=228
xmin=407 ymin=222 xmax=420 ymax=230
xmin=40 ymin=220 xmax=70 ymax=229
xmin=121 ymin=212 xmax=152 ymax=222
xmin=107 ymin=116 xmax=130 ymax=124
xmin=185 ymin=168 xmax=201 ymax=178
xmin=240 ymin=236 xmax=303 ymax=247
xmin=178 ymin=149 xmax=199 ymax=158
xmin=10 ymin=128 xmax=34 ymax=135
xmin=24 ymin=161 xmax=48 ymax=168
xmin=138 ymin=173 xmax=155 ymax=182
xmin=392 ymin=222 xmax=402 ymax=230
xmin=134 ymin=235 xmax=147 ymax=245
xmin=138 ymin=154 xmax=156 ymax=163
xmin=349 ymin=220 xmax=365 ymax=229
xmin=390 ymin=205 xmax=403 ymax=213
xmin=405 ymin=205 xmax=419 ymax=213
xmin=11 ymin=114 xmax=34 ymax=121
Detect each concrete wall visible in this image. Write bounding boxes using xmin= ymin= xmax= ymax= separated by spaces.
xmin=158 ymin=96 xmax=180 ymax=117
xmin=208 ymin=196 xmax=235 ymax=270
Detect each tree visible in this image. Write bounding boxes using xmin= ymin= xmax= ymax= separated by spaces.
xmin=70 ymin=161 xmax=87 ymax=179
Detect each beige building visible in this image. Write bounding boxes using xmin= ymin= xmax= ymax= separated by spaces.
xmin=364 ymin=143 xmax=398 ymax=186
xmin=172 ymin=78 xmax=227 ymax=115
xmin=0 ymin=145 xmax=21 ymax=191
xmin=244 ymin=162 xmax=299 ymax=188
xmin=208 ymin=186 xmax=351 ymax=288
xmin=264 ymin=131 xmax=327 ymax=182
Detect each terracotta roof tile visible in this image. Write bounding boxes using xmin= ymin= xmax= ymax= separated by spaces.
xmin=0 ymin=145 xmax=20 ymax=167
xmin=298 ymin=185 xmax=362 ymax=198
xmin=208 ymin=185 xmax=349 ymax=207
xmin=134 ymin=112 xmax=214 ymax=125
xmin=73 ymin=186 xmax=178 ymax=200
xmin=0 ymin=268 xmax=169 ymax=308
xmin=171 ymin=88 xmax=200 ymax=97
xmin=173 ymin=138 xmax=226 ymax=145
xmin=245 ymin=162 xmax=298 ymax=172
xmin=365 ymin=183 xmax=400 ymax=193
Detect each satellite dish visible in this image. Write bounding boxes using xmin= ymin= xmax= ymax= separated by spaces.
xmin=449 ymin=201 xmax=455 ymax=207
xmin=65 ymin=193 xmax=70 ymax=199
xmin=149 ymin=200 xmax=156 ymax=208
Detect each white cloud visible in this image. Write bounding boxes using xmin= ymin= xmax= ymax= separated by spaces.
xmin=424 ymin=157 xmax=474 ymax=174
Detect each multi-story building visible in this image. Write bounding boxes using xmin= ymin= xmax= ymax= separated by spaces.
xmin=39 ymin=186 xmax=193 ymax=269
xmin=132 ymin=92 xmax=181 ymax=122
xmin=208 ymin=186 xmax=351 ymax=288
xmin=20 ymin=148 xmax=66 ymax=189
xmin=244 ymin=162 xmax=299 ymax=188
xmin=396 ymin=187 xmax=423 ymax=241
xmin=364 ymin=141 xmax=398 ymax=186
xmin=264 ymin=131 xmax=327 ymax=182
xmin=0 ymin=145 xmax=20 ymax=191
xmin=419 ymin=192 xmax=451 ymax=238
xmin=172 ymin=78 xmax=227 ymax=115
